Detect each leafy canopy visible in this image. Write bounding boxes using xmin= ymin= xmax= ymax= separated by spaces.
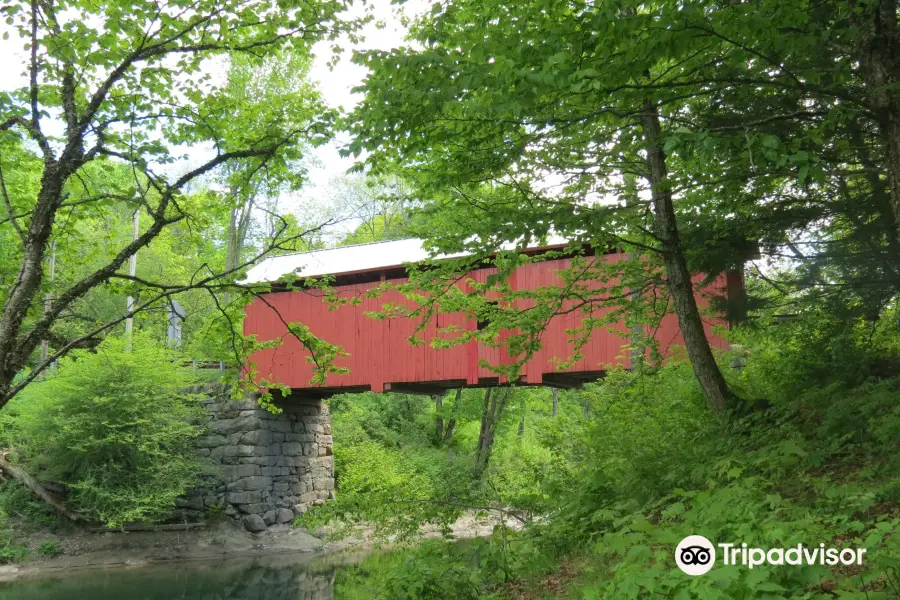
xmin=0 ymin=0 xmax=361 ymax=405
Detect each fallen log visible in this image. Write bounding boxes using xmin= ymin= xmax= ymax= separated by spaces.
xmin=0 ymin=451 xmax=86 ymax=522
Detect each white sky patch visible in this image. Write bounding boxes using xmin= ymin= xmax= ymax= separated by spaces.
xmin=301 ymin=0 xmax=428 ymax=202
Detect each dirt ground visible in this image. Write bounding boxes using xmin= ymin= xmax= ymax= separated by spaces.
xmin=0 ymin=511 xmax=521 ymax=582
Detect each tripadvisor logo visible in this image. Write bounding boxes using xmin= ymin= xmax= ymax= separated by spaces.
xmin=676 ymin=535 xmax=716 ymax=575
xmin=675 ymin=535 xmax=868 ymax=576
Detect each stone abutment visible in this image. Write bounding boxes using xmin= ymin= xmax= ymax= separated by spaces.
xmin=181 ymin=387 xmax=334 ymax=531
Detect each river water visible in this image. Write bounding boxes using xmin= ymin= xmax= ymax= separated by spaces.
xmin=0 ymin=554 xmax=366 ymax=599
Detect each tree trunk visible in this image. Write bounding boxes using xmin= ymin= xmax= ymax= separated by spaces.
xmin=628 ymin=250 xmax=645 ymax=370
xmin=551 ymin=388 xmax=558 ymax=418
xmin=475 ymin=388 xmax=509 ymax=475
xmin=226 ymin=203 xmax=238 ymax=273
xmin=443 ymin=388 xmax=461 ymax=444
xmin=624 ymin=175 xmax=646 ymax=370
xmin=882 ymin=118 xmax=900 ymax=245
xmin=475 ymin=388 xmax=492 ymax=465
xmin=434 ymin=394 xmax=444 ymax=441
xmin=640 ymin=99 xmax=732 ymax=414
xmin=224 ymin=190 xmax=254 ymax=306
xmin=854 ymin=0 xmax=900 ymax=246
xmin=0 ymin=165 xmax=66 ymax=401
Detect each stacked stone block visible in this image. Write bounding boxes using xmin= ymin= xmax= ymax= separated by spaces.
xmin=184 ymin=388 xmax=334 ymax=530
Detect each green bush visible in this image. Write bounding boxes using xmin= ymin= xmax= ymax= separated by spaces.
xmin=0 ymin=481 xmax=59 ymax=528
xmin=533 ymin=356 xmax=900 ymax=598
xmin=301 ymin=440 xmax=469 ymax=538
xmin=486 ymin=438 xmax=555 ymax=514
xmin=356 ymin=350 xmax=899 ymax=598
xmin=0 ymin=507 xmax=27 ymax=564
xmin=0 ymin=544 xmax=28 ymax=564
xmin=301 ymin=391 xmax=477 ymax=539
xmin=335 ymin=541 xmax=494 ymax=600
xmin=7 ymin=336 xmax=209 ymax=527
xmin=36 ymin=540 xmax=58 ymax=557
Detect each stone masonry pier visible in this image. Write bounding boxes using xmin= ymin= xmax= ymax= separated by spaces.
xmin=182 ymin=387 xmax=335 ymax=532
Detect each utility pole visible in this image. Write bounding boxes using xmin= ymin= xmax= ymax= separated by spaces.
xmin=125 ymin=209 xmax=139 ymax=350
xmin=39 ymin=240 xmax=56 ymax=376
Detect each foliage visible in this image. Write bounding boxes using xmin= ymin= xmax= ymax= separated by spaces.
xmin=486 ymin=438 xmax=555 ymax=515
xmin=321 ymin=441 xmax=439 ymax=534
xmin=357 ymin=542 xmax=491 ymax=600
xmin=301 ymin=384 xmax=597 ymax=554
xmin=323 ymin=305 xmax=900 ymax=598
xmin=303 ymin=381 xmax=601 ymax=541
xmin=0 ymin=1 xmax=896 ymax=595
xmin=329 ymin=5 xmax=900 ymax=590
xmin=550 ymin=366 xmax=900 ymax=599
xmin=316 ymin=174 xmax=420 ymax=246
xmin=4 ymin=336 xmax=209 ymax=527
xmin=0 ymin=481 xmax=59 ymax=529
xmin=35 ymin=540 xmax=58 ymax=558
xmin=299 ymin=392 xmax=475 ymax=539
xmin=332 ymin=544 xmax=485 ymax=600
xmin=0 ymin=544 xmax=28 ymax=565
xmin=0 ymin=506 xmax=28 ymax=564
xmin=346 ymin=0 xmax=900 ymax=414
xmin=0 ymin=0 xmax=359 ymax=406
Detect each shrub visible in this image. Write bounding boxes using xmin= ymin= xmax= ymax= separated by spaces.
xmin=535 ymin=359 xmax=900 ymax=598
xmin=0 ymin=481 xmax=59 ymax=528
xmin=0 ymin=507 xmax=27 ymax=564
xmin=0 ymin=544 xmax=28 ymax=564
xmin=301 ymin=441 xmax=461 ymax=538
xmin=487 ymin=439 xmax=555 ymax=514
xmin=36 ymin=540 xmax=58 ymax=557
xmin=7 ymin=336 xmax=209 ymax=527
xmin=336 ymin=541 xmax=491 ymax=600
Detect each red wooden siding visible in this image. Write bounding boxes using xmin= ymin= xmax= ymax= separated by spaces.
xmin=244 ymin=253 xmax=735 ymax=393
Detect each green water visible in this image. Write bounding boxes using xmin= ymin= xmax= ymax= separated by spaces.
xmin=0 ymin=554 xmax=365 ymax=599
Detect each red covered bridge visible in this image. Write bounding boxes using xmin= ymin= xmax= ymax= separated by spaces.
xmin=242 ymin=239 xmax=741 ymax=397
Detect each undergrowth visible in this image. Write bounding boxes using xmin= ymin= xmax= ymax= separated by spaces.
xmin=329 ymin=313 xmax=900 ymax=599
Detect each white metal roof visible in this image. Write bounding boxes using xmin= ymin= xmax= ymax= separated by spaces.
xmin=243 ymin=236 xmax=569 ymax=284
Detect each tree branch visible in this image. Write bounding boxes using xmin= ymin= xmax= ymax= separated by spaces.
xmin=0 ymin=160 xmax=25 ymax=243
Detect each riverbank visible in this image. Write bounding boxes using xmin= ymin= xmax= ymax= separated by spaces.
xmin=0 ymin=519 xmax=322 ymax=582
xmin=0 ymin=511 xmax=520 ymax=582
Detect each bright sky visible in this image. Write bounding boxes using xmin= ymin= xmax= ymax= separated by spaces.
xmin=0 ymin=0 xmax=422 ymax=216
xmin=301 ymin=0 xmax=422 ymax=202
